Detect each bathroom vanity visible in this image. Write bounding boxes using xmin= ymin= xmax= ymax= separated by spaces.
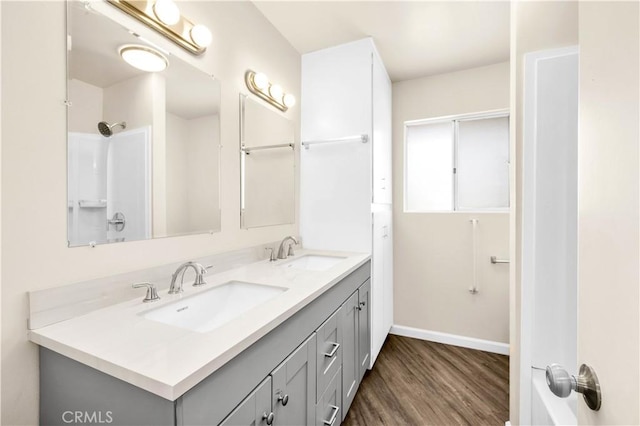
xmin=30 ymin=251 xmax=371 ymax=426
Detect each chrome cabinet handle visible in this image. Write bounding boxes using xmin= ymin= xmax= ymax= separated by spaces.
xmin=262 ymin=412 xmax=274 ymax=425
xmin=323 ymin=405 xmax=340 ymax=426
xmin=323 ymin=342 xmax=340 ymax=358
xmin=132 ymin=282 xmax=160 ymax=303
xmin=546 ymin=364 xmax=601 ymax=411
xmin=277 ymin=392 xmax=289 ymax=406
xmin=357 ymin=301 xmax=366 ymax=311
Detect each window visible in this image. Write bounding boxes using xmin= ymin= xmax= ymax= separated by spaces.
xmin=404 ymin=112 xmax=509 ymax=212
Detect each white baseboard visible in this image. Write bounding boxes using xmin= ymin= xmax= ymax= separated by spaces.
xmin=390 ymin=325 xmax=510 ymax=356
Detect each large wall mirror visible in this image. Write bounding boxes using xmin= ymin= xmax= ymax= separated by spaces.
xmin=240 ymin=95 xmax=295 ymax=229
xmin=67 ymin=3 xmax=221 ymax=247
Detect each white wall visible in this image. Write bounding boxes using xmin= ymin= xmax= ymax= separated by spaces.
xmin=392 ymin=62 xmax=510 ymax=343
xmin=510 ymin=2 xmax=578 ymax=423
xmin=0 ymin=2 xmax=300 ymax=424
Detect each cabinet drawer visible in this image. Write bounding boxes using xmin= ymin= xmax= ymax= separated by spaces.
xmin=316 ymin=306 xmax=343 ymax=402
xmin=219 ymin=377 xmax=272 ymax=426
xmin=316 ymin=367 xmax=342 ymax=426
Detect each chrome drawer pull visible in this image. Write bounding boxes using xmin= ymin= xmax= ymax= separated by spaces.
xmin=323 ymin=342 xmax=340 ymax=358
xmin=262 ymin=412 xmax=275 ymax=425
xmin=323 ymin=405 xmax=340 ymax=426
xmin=277 ymin=392 xmax=289 ymax=406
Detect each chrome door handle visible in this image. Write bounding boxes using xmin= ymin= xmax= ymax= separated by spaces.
xmin=546 ymin=364 xmax=601 ymax=411
xmin=323 ymin=342 xmax=340 ymax=358
xmin=323 ymin=405 xmax=340 ymax=426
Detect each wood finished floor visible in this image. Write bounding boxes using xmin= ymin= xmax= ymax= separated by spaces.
xmin=343 ymin=335 xmax=509 ymax=426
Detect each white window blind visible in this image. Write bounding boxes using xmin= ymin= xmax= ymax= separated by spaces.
xmin=404 ymin=113 xmax=509 ymax=212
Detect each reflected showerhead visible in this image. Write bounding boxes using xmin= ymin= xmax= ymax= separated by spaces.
xmin=98 ymin=121 xmax=126 ymax=137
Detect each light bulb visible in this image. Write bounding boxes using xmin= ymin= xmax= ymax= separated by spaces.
xmin=252 ymin=72 xmax=269 ymax=90
xmin=283 ymin=93 xmax=296 ymax=108
xmin=153 ymin=0 xmax=180 ymax=26
xmin=190 ymin=24 xmax=212 ymax=48
xmin=119 ymin=45 xmax=168 ymax=72
xmin=269 ymin=84 xmax=283 ymax=100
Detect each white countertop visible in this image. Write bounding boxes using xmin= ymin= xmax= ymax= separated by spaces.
xmin=29 ymin=250 xmax=370 ymax=401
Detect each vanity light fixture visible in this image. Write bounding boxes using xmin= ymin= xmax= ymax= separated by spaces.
xmin=245 ymin=70 xmax=296 ymax=112
xmin=108 ymin=0 xmax=212 ymax=55
xmin=152 ymin=0 xmax=180 ymax=26
xmin=119 ymin=45 xmax=168 ymax=72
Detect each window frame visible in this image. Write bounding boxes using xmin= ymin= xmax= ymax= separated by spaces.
xmin=403 ymin=109 xmax=510 ymax=213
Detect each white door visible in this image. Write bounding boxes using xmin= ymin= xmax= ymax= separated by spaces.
xmin=576 ymin=3 xmax=639 ymax=424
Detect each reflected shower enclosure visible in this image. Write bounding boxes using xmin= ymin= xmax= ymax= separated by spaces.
xmin=67 ymin=126 xmax=151 ymax=246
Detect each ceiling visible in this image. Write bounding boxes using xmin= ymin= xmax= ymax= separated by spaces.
xmin=252 ymin=1 xmax=510 ymax=82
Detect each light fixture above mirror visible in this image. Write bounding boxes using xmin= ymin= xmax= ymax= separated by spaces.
xmin=245 ymin=70 xmax=295 ymax=112
xmin=107 ymin=0 xmax=212 ymax=55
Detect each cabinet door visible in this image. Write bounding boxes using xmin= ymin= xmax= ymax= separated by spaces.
xmin=357 ymin=279 xmax=371 ymax=381
xmin=271 ymin=334 xmax=317 ymax=426
xmin=372 ymin=47 xmax=392 ymax=205
xmin=316 ymin=368 xmax=342 ymax=426
xmin=220 ymin=377 xmax=273 ymax=426
xmin=340 ymin=291 xmax=359 ymax=420
xmin=316 ymin=306 xmax=343 ymax=403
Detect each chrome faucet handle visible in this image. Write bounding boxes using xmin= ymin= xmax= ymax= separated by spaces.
xmin=287 ymin=243 xmax=296 ymax=257
xmin=265 ymin=247 xmax=277 ymax=262
xmin=132 ymin=282 xmax=160 ymax=303
xmin=193 ymin=264 xmax=213 ymax=287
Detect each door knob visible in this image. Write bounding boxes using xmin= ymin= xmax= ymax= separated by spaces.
xmin=546 ymin=363 xmax=602 ymax=411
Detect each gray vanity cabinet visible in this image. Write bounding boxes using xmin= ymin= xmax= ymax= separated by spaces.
xmin=38 ymin=261 xmax=372 ymax=426
xmin=357 ymin=280 xmax=371 ymax=381
xmin=271 ymin=334 xmax=317 ymax=426
xmin=219 ymin=377 xmax=272 ymax=426
xmin=340 ymin=291 xmax=359 ymax=419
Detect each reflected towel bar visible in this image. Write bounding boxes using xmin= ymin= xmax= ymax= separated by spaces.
xmin=242 ymin=143 xmax=294 ymax=154
xmin=490 ymin=256 xmax=510 ymax=264
xmin=301 ymin=134 xmax=368 ymax=150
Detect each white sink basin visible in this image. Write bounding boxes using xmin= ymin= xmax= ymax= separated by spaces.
xmin=280 ymin=255 xmax=346 ymax=271
xmin=142 ymin=281 xmax=287 ymax=333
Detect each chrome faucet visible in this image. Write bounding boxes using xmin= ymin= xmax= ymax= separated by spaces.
xmin=168 ymin=262 xmax=211 ymax=294
xmin=277 ymin=236 xmax=298 ymax=259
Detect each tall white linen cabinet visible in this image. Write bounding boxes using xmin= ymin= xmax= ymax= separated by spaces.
xmin=300 ymin=38 xmax=393 ymax=368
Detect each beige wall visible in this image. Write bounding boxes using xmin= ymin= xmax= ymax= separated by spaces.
xmin=392 ymin=62 xmax=510 ymax=343
xmin=166 ymin=112 xmax=190 ymax=235
xmin=577 ymin=2 xmax=639 ymax=423
xmin=0 ymin=2 xmax=300 ymax=424
xmin=68 ymin=79 xmax=103 ymax=133
xmin=510 ymin=2 xmax=578 ymax=423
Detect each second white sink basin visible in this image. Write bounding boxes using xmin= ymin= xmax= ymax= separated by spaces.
xmin=142 ymin=281 xmax=287 ymax=333
xmin=280 ymin=255 xmax=346 ymax=271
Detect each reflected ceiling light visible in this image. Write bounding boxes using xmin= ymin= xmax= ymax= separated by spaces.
xmin=283 ymin=93 xmax=296 ymax=108
xmin=244 ymin=70 xmax=293 ymax=112
xmin=153 ymin=0 xmax=180 ymax=25
xmin=119 ymin=45 xmax=168 ymax=72
xmin=190 ymin=24 xmax=212 ymax=48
